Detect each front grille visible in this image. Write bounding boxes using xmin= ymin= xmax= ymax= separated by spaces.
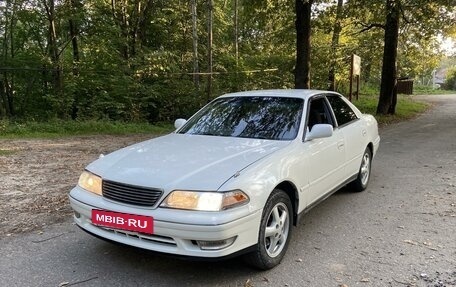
xmin=102 ymin=180 xmax=163 ymax=207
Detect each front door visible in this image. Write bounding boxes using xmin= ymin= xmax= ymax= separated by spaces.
xmin=304 ymin=97 xmax=346 ymax=206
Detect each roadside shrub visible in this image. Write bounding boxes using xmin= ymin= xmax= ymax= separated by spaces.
xmin=443 ymin=67 xmax=456 ymax=90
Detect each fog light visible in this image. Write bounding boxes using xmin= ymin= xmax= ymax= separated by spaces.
xmin=196 ymin=236 xmax=237 ymax=250
xmin=74 ymin=211 xmax=81 ymax=219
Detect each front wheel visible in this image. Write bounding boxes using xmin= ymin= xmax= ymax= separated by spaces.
xmin=243 ymin=189 xmax=293 ymax=270
xmin=350 ymin=147 xmax=372 ymax=192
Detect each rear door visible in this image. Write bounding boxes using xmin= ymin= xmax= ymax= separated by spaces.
xmin=326 ymin=94 xmax=366 ymax=178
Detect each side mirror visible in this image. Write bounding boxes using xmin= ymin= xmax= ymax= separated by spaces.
xmin=305 ymin=124 xmax=333 ymax=141
xmin=174 ymin=118 xmax=187 ymax=130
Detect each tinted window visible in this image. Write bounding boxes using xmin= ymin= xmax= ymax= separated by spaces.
xmin=178 ymin=97 xmax=304 ymax=140
xmin=327 ymin=96 xmax=358 ymax=126
xmin=307 ymin=97 xmax=334 ymax=131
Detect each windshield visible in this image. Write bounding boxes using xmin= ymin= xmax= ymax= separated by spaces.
xmin=177 ymin=96 xmax=303 ymax=140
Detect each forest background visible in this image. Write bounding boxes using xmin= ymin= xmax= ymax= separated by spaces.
xmin=0 ymin=0 xmax=455 ymax=124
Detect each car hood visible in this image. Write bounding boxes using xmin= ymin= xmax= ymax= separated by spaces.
xmin=87 ymin=133 xmax=290 ymax=191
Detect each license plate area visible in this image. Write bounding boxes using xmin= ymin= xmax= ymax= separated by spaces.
xmin=91 ymin=209 xmax=154 ymax=234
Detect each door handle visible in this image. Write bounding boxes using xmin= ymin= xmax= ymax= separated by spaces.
xmin=337 ymin=141 xmax=344 ymax=149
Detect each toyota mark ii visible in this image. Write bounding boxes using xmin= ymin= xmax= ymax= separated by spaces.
xmin=69 ymin=89 xmax=380 ymax=269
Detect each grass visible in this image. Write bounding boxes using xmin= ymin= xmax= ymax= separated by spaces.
xmin=0 ymin=120 xmax=174 ymax=139
xmin=0 ymin=149 xmax=16 ymax=156
xmin=413 ymin=86 xmax=455 ymax=95
xmin=353 ymin=94 xmax=429 ymax=126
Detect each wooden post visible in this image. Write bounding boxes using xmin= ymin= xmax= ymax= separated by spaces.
xmin=349 ymin=54 xmax=354 ymax=102
xmin=356 ymin=75 xmax=360 ymax=100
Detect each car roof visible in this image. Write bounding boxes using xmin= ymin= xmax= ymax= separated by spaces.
xmin=218 ymin=89 xmax=340 ymax=100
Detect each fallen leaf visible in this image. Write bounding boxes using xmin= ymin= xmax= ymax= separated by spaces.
xmin=244 ymin=279 xmax=254 ymax=287
xmin=295 ymin=258 xmax=303 ymax=262
xmin=59 ymin=282 xmax=69 ymax=287
xmin=360 ymin=278 xmax=370 ymax=282
xmin=404 ymin=239 xmax=418 ymax=245
xmin=339 ymin=284 xmax=349 ymax=287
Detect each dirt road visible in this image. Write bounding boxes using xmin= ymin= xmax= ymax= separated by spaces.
xmin=0 ymin=135 xmax=153 ymax=235
xmin=0 ymin=94 xmax=455 ymax=287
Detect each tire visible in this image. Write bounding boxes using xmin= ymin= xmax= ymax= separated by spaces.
xmin=243 ymin=189 xmax=293 ymax=270
xmin=350 ymin=147 xmax=372 ymax=192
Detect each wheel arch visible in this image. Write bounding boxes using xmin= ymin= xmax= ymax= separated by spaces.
xmin=275 ymin=181 xmax=299 ymax=226
xmin=367 ymin=142 xmax=373 ymax=156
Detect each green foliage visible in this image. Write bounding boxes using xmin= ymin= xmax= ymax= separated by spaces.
xmin=0 ymin=0 xmax=453 ymax=122
xmin=443 ymin=67 xmax=456 ymax=90
xmin=0 ymin=149 xmax=16 ymax=156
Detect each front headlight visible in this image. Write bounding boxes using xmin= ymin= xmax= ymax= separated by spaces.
xmin=160 ymin=190 xmax=249 ymax=211
xmin=78 ymin=170 xmax=102 ymax=196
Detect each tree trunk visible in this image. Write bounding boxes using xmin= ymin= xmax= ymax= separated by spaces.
xmin=377 ymin=0 xmax=400 ymax=115
xmin=295 ymin=0 xmax=312 ymax=89
xmin=1 ymin=0 xmax=16 ymax=118
xmin=0 ymin=80 xmax=5 ymax=118
xmin=1 ymin=14 xmax=7 ymax=117
xmin=206 ymin=0 xmax=213 ymax=102
xmin=328 ymin=0 xmax=343 ymax=91
xmin=0 ymin=78 xmax=12 ymax=117
xmin=234 ymin=0 xmax=239 ymax=90
xmin=46 ymin=0 xmax=59 ymax=68
xmin=68 ymin=0 xmax=81 ymax=63
xmin=4 ymin=76 xmax=14 ymax=116
xmin=191 ymin=0 xmax=199 ymax=88
xmin=68 ymin=6 xmax=79 ymax=63
xmin=68 ymin=0 xmax=81 ymax=119
xmin=111 ymin=0 xmax=130 ymax=60
xmin=44 ymin=0 xmax=64 ymax=117
xmin=234 ymin=0 xmax=239 ymax=67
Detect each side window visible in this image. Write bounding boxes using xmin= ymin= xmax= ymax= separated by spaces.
xmin=307 ymin=97 xmax=334 ymax=131
xmin=327 ymin=96 xmax=358 ymax=126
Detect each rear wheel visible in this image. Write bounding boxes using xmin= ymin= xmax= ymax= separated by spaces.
xmin=350 ymin=147 xmax=372 ymax=192
xmin=244 ymin=189 xmax=292 ymax=270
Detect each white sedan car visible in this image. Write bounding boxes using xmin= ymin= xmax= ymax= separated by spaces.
xmin=70 ymin=89 xmax=380 ymax=269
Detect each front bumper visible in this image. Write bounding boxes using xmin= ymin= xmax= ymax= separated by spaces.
xmin=69 ymin=188 xmax=262 ymax=258
xmin=373 ymin=135 xmax=380 ymax=158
